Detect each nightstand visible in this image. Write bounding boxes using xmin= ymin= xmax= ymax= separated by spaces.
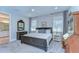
xmin=17 ymin=31 xmax=27 ymax=40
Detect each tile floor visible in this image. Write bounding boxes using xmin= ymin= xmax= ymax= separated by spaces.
xmin=0 ymin=40 xmax=65 ymax=53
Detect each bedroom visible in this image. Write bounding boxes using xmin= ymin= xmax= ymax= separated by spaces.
xmin=0 ymin=6 xmax=79 ymax=53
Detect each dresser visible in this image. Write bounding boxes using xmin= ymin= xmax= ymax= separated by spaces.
xmin=17 ymin=31 xmax=27 ymax=40
xmin=62 ymin=12 xmax=79 ymax=53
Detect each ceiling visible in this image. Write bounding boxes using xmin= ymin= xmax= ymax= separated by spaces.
xmin=8 ymin=6 xmax=70 ymax=17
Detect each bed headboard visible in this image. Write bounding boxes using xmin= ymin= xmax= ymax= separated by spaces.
xmin=36 ymin=27 xmax=52 ymax=33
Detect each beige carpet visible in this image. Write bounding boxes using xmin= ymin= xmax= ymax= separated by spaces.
xmin=0 ymin=40 xmax=64 ymax=53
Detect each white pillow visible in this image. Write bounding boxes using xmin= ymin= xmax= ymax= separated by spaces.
xmin=46 ymin=30 xmax=51 ymax=34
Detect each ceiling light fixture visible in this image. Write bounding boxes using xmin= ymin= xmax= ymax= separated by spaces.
xmin=54 ymin=7 xmax=58 ymax=10
xmin=32 ymin=9 xmax=35 ymax=12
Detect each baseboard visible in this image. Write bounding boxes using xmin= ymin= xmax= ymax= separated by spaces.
xmin=9 ymin=38 xmax=16 ymax=42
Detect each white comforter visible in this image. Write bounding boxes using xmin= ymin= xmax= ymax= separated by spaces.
xmin=23 ymin=33 xmax=52 ymax=47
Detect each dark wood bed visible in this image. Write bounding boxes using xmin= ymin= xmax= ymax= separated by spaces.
xmin=20 ymin=27 xmax=53 ymax=52
xmin=21 ymin=35 xmax=48 ymax=51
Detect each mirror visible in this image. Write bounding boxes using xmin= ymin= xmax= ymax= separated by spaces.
xmin=17 ymin=20 xmax=25 ymax=31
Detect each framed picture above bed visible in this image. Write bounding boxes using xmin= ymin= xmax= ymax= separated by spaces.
xmin=36 ymin=27 xmax=52 ymax=34
xmin=41 ymin=21 xmax=47 ymax=27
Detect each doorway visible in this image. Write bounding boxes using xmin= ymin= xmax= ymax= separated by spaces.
xmin=0 ymin=12 xmax=9 ymax=44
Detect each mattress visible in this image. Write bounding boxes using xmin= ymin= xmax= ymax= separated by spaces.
xmin=23 ymin=33 xmax=52 ymax=47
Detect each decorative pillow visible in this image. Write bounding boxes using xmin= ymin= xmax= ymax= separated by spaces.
xmin=38 ymin=29 xmax=46 ymax=33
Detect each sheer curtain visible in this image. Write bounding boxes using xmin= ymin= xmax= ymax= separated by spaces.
xmin=53 ymin=16 xmax=63 ymax=41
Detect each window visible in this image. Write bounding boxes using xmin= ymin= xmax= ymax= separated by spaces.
xmin=31 ymin=20 xmax=37 ymax=32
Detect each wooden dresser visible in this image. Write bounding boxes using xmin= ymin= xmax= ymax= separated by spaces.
xmin=17 ymin=31 xmax=27 ymax=40
xmin=63 ymin=12 xmax=79 ymax=53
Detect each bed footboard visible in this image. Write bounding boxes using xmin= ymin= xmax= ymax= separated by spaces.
xmin=21 ymin=36 xmax=47 ymax=52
